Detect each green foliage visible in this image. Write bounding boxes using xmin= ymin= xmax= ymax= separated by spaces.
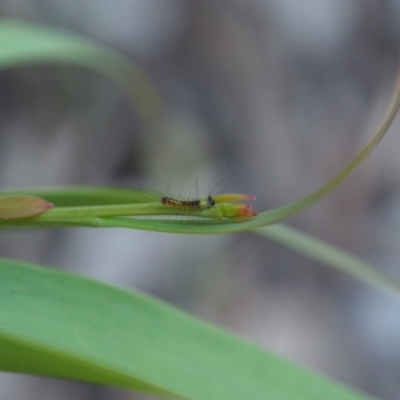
xmin=0 ymin=20 xmax=162 ymax=121
xmin=0 ymin=258 xmax=373 ymax=400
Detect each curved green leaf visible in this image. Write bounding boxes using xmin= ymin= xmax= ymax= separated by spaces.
xmin=0 ymin=20 xmax=162 ymax=121
xmin=0 ymin=257 xmax=373 ymax=400
xmin=256 ymin=224 xmax=400 ymax=299
xmin=0 ymin=22 xmax=398 ymax=235
xmin=0 ymin=66 xmax=399 ymax=233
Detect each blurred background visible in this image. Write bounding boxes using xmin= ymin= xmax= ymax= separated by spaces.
xmin=0 ymin=1 xmax=400 ymax=399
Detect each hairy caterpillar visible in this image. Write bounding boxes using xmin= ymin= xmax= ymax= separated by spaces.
xmin=160 ymin=195 xmax=216 ymax=211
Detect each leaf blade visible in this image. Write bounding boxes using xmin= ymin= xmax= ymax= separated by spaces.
xmin=0 ymin=258 xmax=373 ymax=400
xmin=0 ymin=19 xmax=162 ymax=121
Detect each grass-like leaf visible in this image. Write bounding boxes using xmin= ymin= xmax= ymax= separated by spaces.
xmin=256 ymin=224 xmax=400 ymax=299
xmin=0 ymin=21 xmax=398 ymax=234
xmin=0 ymin=19 xmax=162 ymax=121
xmin=0 ymin=257 xmax=374 ymax=400
xmin=0 ymin=65 xmax=399 ymax=232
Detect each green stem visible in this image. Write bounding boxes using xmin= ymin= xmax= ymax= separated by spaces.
xmin=0 ymin=202 xmax=227 ymax=226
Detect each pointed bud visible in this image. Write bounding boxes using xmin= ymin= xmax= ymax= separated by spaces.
xmin=219 ymin=203 xmax=258 ymax=221
xmin=0 ymin=195 xmax=53 ymax=220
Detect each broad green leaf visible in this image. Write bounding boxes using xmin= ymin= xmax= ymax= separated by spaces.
xmin=0 ymin=20 xmax=162 ymax=121
xmin=0 ymin=257 xmax=373 ymax=400
xmin=0 ymin=195 xmax=53 ymax=219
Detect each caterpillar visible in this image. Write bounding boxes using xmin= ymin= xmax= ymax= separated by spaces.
xmin=161 ymin=195 xmax=216 ymax=211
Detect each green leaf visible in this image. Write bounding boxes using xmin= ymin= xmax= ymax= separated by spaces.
xmin=0 ymin=258 xmax=373 ymax=400
xmin=0 ymin=19 xmax=162 ymax=121
xmin=0 ymin=195 xmax=53 ymax=219
xmin=0 ymin=21 xmax=398 ymax=235
xmin=256 ymin=224 xmax=400 ymax=299
xmin=0 ymin=187 xmax=158 ymax=207
xmin=0 ymin=21 xmax=398 ymax=234
xmin=0 ymin=62 xmax=399 ymax=232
